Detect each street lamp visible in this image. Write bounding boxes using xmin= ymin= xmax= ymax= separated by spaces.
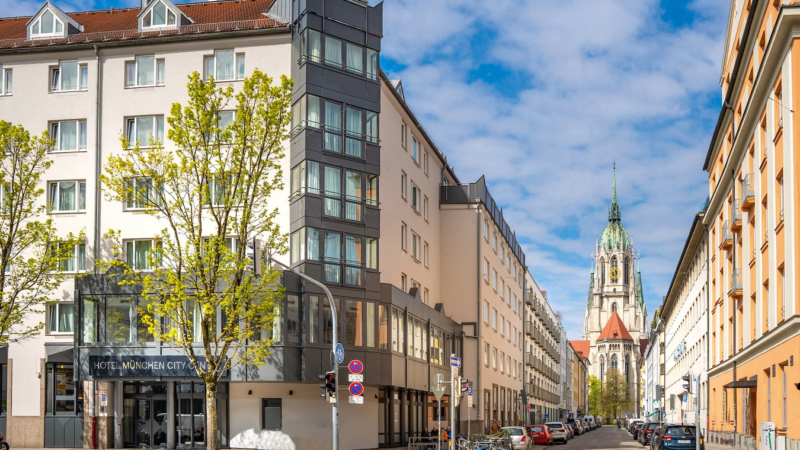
xmin=270 ymin=258 xmax=339 ymax=450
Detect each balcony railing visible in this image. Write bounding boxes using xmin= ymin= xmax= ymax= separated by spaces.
xmin=721 ymin=221 xmax=732 ymax=248
xmin=731 ymin=201 xmax=742 ymax=230
xmin=525 ymin=321 xmax=534 ymax=337
xmin=323 ymin=257 xmax=365 ymax=287
xmin=741 ymin=173 xmax=755 ymax=208
xmin=729 ymin=268 xmax=742 ymax=295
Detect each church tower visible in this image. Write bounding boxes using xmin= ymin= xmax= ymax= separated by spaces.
xmin=573 ymin=165 xmax=648 ymax=415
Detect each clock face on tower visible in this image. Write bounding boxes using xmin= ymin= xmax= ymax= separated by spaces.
xmin=610 ymin=267 xmax=620 ymax=282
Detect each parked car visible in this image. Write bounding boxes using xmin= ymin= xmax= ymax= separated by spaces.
xmin=651 ymin=424 xmax=703 ymax=450
xmin=565 ymin=424 xmax=575 ymax=439
xmin=526 ymin=424 xmax=554 ymax=446
xmin=545 ymin=422 xmax=569 ymax=444
xmin=639 ymin=421 xmax=663 ymax=446
xmin=633 ymin=422 xmax=645 ymax=440
xmin=629 ymin=418 xmax=644 ymax=432
xmin=566 ymin=419 xmax=583 ymax=435
xmin=501 ymin=426 xmax=532 ymax=450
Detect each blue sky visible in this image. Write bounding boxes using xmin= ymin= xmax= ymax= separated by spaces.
xmin=6 ymin=0 xmax=730 ymax=340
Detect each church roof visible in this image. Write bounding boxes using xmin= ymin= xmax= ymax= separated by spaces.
xmin=639 ymin=339 xmax=648 ymax=358
xmin=598 ymin=311 xmax=633 ymax=341
xmin=571 ymin=340 xmax=591 ymax=359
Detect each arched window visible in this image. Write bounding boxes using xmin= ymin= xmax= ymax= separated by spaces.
xmin=600 ymin=356 xmax=606 ymax=383
xmin=624 ymin=257 xmax=630 ymax=285
xmin=600 ymin=258 xmax=606 ymax=285
xmin=612 ymin=302 xmax=617 ymax=312
xmin=625 ymin=354 xmax=631 ymax=383
xmin=611 ymin=354 xmax=618 ymax=371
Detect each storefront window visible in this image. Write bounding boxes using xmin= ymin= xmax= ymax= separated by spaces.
xmin=262 ymin=398 xmax=281 ymax=429
xmin=82 ymin=297 xmax=99 ymax=343
xmin=105 ymin=296 xmax=133 ymax=343
xmin=46 ymin=364 xmax=75 ymax=415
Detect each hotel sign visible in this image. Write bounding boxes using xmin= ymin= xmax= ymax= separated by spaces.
xmin=89 ymin=355 xmax=227 ymax=377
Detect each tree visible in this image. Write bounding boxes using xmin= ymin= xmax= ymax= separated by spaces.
xmin=599 ymin=368 xmax=632 ymax=421
xmin=0 ymin=122 xmax=83 ymax=345
xmin=587 ymin=375 xmax=602 ymax=417
xmin=100 ymin=70 xmax=292 ymax=450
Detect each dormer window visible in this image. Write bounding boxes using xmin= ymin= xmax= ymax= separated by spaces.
xmin=31 ymin=10 xmax=64 ymax=38
xmin=143 ymin=1 xmax=177 ymax=28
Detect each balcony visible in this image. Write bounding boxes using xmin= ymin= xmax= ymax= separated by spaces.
xmin=731 ymin=201 xmax=742 ymax=231
xmin=533 ymin=301 xmax=542 ymax=317
xmin=741 ymin=173 xmax=755 ymax=210
xmin=720 ymin=221 xmax=733 ymax=249
xmin=729 ymin=268 xmax=743 ymax=298
xmin=525 ymin=321 xmax=534 ymax=337
xmin=526 ymin=352 xmax=535 ymax=367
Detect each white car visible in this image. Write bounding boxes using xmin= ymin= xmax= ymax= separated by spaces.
xmin=501 ymin=426 xmax=532 ymax=450
xmin=545 ymin=422 xmax=569 ymax=444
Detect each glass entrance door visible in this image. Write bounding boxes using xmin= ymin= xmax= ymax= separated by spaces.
xmin=123 ymin=384 xmax=168 ymax=448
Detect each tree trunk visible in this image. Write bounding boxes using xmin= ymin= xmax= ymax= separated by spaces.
xmin=206 ymin=380 xmax=219 ymax=450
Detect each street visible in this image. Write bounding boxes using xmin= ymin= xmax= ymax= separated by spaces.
xmin=554 ymin=426 xmax=642 ymax=450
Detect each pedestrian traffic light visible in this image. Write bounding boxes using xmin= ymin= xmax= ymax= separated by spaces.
xmin=319 ymin=371 xmax=336 ymax=403
xmin=682 ymin=374 xmax=691 ymax=393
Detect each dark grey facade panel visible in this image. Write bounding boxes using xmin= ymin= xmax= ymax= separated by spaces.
xmin=303 ymin=68 xmax=380 ymax=111
xmin=367 ymin=2 xmax=383 ymax=37
xmin=322 ymin=19 xmax=365 ymax=46
xmin=44 ymin=416 xmax=83 ymax=448
xmin=324 ymin=0 xmax=366 ymax=31
xmin=366 ymin=34 xmax=381 ymax=52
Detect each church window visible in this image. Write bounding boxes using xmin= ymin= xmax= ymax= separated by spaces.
xmin=600 ymin=356 xmax=605 ymax=383
xmin=612 ymin=302 xmax=617 ymax=312
xmin=600 ymin=258 xmax=605 ymax=285
xmin=624 ymin=257 xmax=630 ymax=285
xmin=610 ymin=256 xmax=619 ymax=282
xmin=611 ymin=354 xmax=618 ymax=371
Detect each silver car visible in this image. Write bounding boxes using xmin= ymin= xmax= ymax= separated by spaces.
xmin=546 ymin=422 xmax=569 ymax=444
xmin=501 ymin=426 xmax=532 ymax=450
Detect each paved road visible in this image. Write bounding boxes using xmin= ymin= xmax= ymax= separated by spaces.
xmin=554 ymin=426 xmax=645 ymax=450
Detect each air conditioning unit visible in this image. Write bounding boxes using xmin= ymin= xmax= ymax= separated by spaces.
xmin=760 ymin=422 xmax=776 ymax=450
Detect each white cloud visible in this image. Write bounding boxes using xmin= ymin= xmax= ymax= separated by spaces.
xmin=383 ymin=0 xmax=728 ymax=338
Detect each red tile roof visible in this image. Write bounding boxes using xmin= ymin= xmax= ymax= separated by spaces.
xmin=570 ymin=340 xmax=590 ymax=359
xmin=639 ymin=338 xmax=648 ymax=358
xmin=597 ymin=311 xmax=633 ymax=341
xmin=0 ymin=0 xmax=286 ymax=49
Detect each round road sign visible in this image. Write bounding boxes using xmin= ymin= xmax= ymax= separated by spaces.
xmin=334 ymin=343 xmax=345 ymax=364
xmin=349 ymin=360 xmax=364 ymax=374
xmin=349 ymin=382 xmax=364 ymax=396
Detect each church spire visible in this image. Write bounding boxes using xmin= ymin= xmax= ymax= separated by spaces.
xmin=609 ymin=159 xmax=621 ymax=223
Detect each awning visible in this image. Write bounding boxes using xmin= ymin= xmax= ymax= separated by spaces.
xmin=724 ymin=380 xmax=757 ymax=389
xmin=647 ymin=409 xmax=661 ymax=417
xmin=45 ymin=344 xmax=73 ymax=363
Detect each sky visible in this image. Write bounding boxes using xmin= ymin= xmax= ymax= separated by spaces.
xmin=5 ymin=0 xmax=730 ymax=340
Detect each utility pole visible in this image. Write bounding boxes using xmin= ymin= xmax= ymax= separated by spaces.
xmin=270 ymin=258 xmax=339 ymax=450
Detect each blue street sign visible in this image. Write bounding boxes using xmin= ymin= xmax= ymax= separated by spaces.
xmin=544 ymin=414 xmax=549 ymax=419
xmin=335 ymin=343 xmax=345 ymax=364
xmin=468 ymin=387 xmax=473 ymax=396
xmin=450 ymin=356 xmax=461 ymax=367
xmin=683 ymin=394 xmax=688 ymax=403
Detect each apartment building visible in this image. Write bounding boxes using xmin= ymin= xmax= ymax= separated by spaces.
xmin=522 ymin=275 xmax=562 ymax=424
xmin=661 ymin=214 xmax=708 ymax=430
xmin=570 ymin=345 xmax=588 ymax=417
xmin=643 ymin=320 xmax=663 ymax=420
xmin=703 ymin=0 xmax=800 ymax=448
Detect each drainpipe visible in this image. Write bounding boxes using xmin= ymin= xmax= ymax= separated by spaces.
xmin=476 ymin=205 xmax=483 ymax=433
xmin=701 ymin=216 xmax=710 ymax=440
xmin=523 ymin=269 xmax=527 ymax=426
xmin=91 ymin=43 xmax=101 ymax=450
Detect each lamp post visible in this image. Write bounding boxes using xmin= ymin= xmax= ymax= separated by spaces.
xmin=270 ymin=258 xmax=339 ymax=450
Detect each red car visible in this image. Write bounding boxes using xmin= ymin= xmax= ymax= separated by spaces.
xmin=526 ymin=424 xmax=554 ymax=445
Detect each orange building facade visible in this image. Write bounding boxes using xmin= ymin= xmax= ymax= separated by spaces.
xmin=705 ymin=1 xmax=800 ymax=448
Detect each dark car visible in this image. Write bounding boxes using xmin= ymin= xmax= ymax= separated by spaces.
xmin=652 ymin=424 xmax=703 ymax=450
xmin=639 ymin=421 xmax=663 ymax=446
xmin=633 ymin=423 xmax=645 ymax=440
xmin=566 ymin=420 xmax=583 ymax=435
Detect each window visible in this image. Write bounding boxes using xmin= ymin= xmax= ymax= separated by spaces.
xmin=500 ymin=351 xmax=505 ymax=373
xmin=401 ymin=172 xmax=407 ymax=199
xmin=367 ymin=175 xmax=378 ymax=206
xmin=262 ymin=399 xmax=281 ymax=429
xmin=401 ymin=273 xmax=407 ymax=292
xmin=51 ymin=242 xmax=85 ymax=273
xmin=48 ymin=303 xmax=74 ymax=333
xmin=484 ymin=259 xmax=489 ymax=281
xmin=126 ymin=116 xmax=164 ymax=147
xmin=0 ymin=66 xmax=11 ymax=95
xmin=51 ymin=61 xmax=88 ymax=92
xmin=31 ymin=9 xmax=64 ymax=38
xmin=423 ymin=288 xmax=429 ymax=305
xmin=366 ymin=49 xmax=378 ymax=81
xmin=492 ymin=269 xmax=497 ymax=290
xmin=411 ymin=183 xmax=419 ymax=211
xmin=366 ymin=111 xmax=378 ymax=144
xmin=423 ymin=152 xmax=429 ymax=175
xmin=49 ymin=181 xmax=86 ymax=212
xmin=366 ymin=237 xmax=377 ymax=270
xmin=289 ymin=227 xmax=319 ymax=263
xmin=493 ymin=233 xmax=497 ymax=251
xmin=125 ymin=239 xmax=161 ymax=271
xmin=493 ymin=347 xmax=497 ymax=368
xmin=492 ymin=308 xmax=497 ymax=330
xmin=205 ymin=50 xmax=244 ymax=82
xmin=125 ymin=56 xmax=165 ymax=87
xmin=500 ymin=279 xmax=504 ymax=298
xmin=423 ymin=242 xmax=429 ymax=267
xmin=323 ymin=232 xmax=341 ymax=284
xmin=125 ymin=177 xmax=162 ymax=210
xmin=500 ymin=315 xmax=505 ymax=336
xmin=412 ymin=136 xmax=419 ymax=162
xmin=411 ymin=232 xmax=419 ymax=260
xmin=142 ymin=1 xmax=177 ymax=28
xmin=423 ymin=196 xmax=429 ymax=221
xmin=401 ymin=223 xmax=407 ymax=251
xmin=508 ymin=287 xmax=512 ymax=306
xmin=50 ymin=120 xmax=87 ymax=152
xmin=484 ymin=300 xmax=489 ymax=323
xmin=484 ymin=342 xmax=489 ymax=365
xmin=401 ymin=123 xmax=407 ymax=148
xmin=782 ymin=365 xmax=787 ymax=428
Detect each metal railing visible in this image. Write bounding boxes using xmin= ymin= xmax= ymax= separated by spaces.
xmin=731 ymin=201 xmax=742 ymax=223
xmin=721 ymin=221 xmax=732 ymax=243
xmin=0 ymin=18 xmax=284 ymax=49
xmin=730 ymin=268 xmax=742 ymax=293
xmin=741 ymin=174 xmax=755 ymax=205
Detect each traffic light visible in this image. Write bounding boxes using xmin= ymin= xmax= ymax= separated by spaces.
xmin=319 ymin=371 xmax=337 ymax=403
xmin=682 ymin=374 xmax=692 ymax=393
xmin=246 ymin=239 xmax=262 ymax=275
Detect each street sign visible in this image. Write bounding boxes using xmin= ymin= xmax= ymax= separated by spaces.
xmin=334 ymin=344 xmax=345 ymax=364
xmin=349 ymin=395 xmax=364 ymax=404
xmin=349 ymin=382 xmax=364 ymax=396
xmin=433 ymin=373 xmax=446 ymax=401
xmin=468 ymin=387 xmax=474 ymax=407
xmin=348 ymin=360 xmax=364 ymax=374
xmin=683 ymin=394 xmax=688 ymax=403
xmin=526 ymin=404 xmax=531 ymax=412
xmin=468 ymin=387 xmax=473 ymax=396
xmin=450 ymin=356 xmax=461 ymax=367
xmin=348 ymin=374 xmax=364 ymax=382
